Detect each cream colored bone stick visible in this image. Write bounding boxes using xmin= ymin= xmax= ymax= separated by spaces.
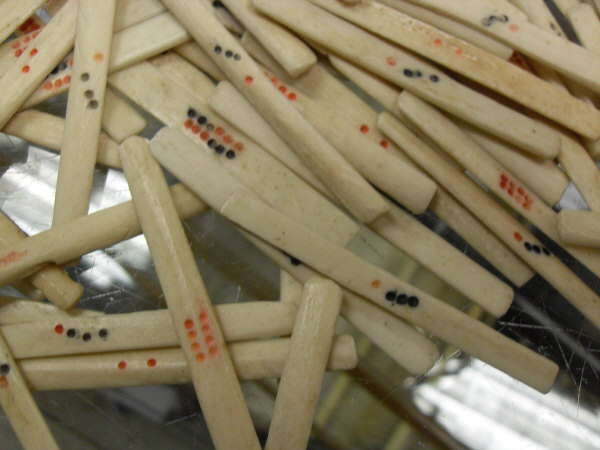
xmin=265 ymin=278 xmax=342 ymax=450
xmin=113 ymin=0 xmax=166 ymax=32
xmin=174 ymin=42 xmax=227 ymax=81
xmin=151 ymin=127 xmax=558 ymax=392
xmin=20 ymin=336 xmax=358 ymax=391
xmin=4 ymin=110 xmax=123 ymax=170
xmin=253 ymin=0 xmax=561 ymax=156
xmin=0 ymin=183 xmax=206 ymax=286
xmin=53 ymin=0 xmax=117 ymax=228
xmin=0 ymin=211 xmax=83 ymax=309
xmin=109 ymin=62 xmax=359 ymax=245
xmin=568 ymin=3 xmax=600 ymax=53
xmin=0 ymin=0 xmax=77 ymax=129
xmin=102 ymin=89 xmax=147 ymax=143
xmin=0 ymin=332 xmax=59 ymax=449
xmin=161 ymin=0 xmax=388 ymax=223
xmin=310 ymin=0 xmax=600 ymax=142
xmin=0 ymin=0 xmax=45 ymax=44
xmin=0 ymin=300 xmax=101 ymax=326
xmin=220 ymin=0 xmax=316 ymax=76
xmin=378 ymin=112 xmax=600 ymax=329
xmin=558 ymin=210 xmax=600 ymax=247
xmin=397 ymin=92 xmax=600 ymax=278
xmin=378 ymin=0 xmax=514 ymax=58
xmin=280 ymin=270 xmax=304 ymax=305
xmin=2 ymin=302 xmax=297 ymax=359
xmin=247 ymin=234 xmax=441 ymax=375
xmin=408 ymin=0 xmax=600 ymax=94
xmin=118 ymin=136 xmax=259 ymax=449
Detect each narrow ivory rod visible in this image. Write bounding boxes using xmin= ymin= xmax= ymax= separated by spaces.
xmin=378 ymin=0 xmax=514 ymax=58
xmin=2 ymin=302 xmax=297 ymax=359
xmin=0 ymin=0 xmax=77 ymax=129
xmin=19 ymin=336 xmax=358 ymax=391
xmin=162 ymin=0 xmax=389 ymax=224
xmin=0 ymin=331 xmax=59 ymax=449
xmin=0 ymin=299 xmax=102 ymax=326
xmin=558 ymin=210 xmax=600 ymax=247
xmin=53 ymin=0 xmax=117 ymax=228
xmin=246 ymin=233 xmax=441 ymax=376
xmin=266 ymin=278 xmax=342 ymax=450
xmin=0 ymin=182 xmax=207 ymax=286
xmin=113 ymin=0 xmax=166 ymax=32
xmin=378 ymin=112 xmax=600 ymax=330
xmin=0 ymin=0 xmax=45 ymax=44
xmin=567 ymin=3 xmax=600 ymax=53
xmin=150 ymin=127 xmax=557 ymax=392
xmin=108 ymin=61 xmax=359 ymax=246
xmin=279 ymin=270 xmax=304 ymax=305
xmin=221 ymin=0 xmax=316 ymax=76
xmin=310 ymin=0 xmax=600 ymax=142
xmin=102 ymin=89 xmax=147 ymax=143
xmin=118 ymin=137 xmax=259 ymax=449
xmin=397 ymin=92 xmax=600 ymax=278
xmin=174 ymin=42 xmax=227 ymax=81
xmin=0 ymin=211 xmax=83 ymax=310
xmin=3 ymin=110 xmax=123 ymax=170
xmin=253 ymin=0 xmax=561 ymax=157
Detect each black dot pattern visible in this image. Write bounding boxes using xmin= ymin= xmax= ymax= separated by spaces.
xmin=385 ymin=290 xmax=419 ymax=308
xmin=523 ymin=240 xmax=551 ymax=257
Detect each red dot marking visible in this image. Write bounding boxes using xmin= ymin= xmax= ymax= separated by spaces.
xmin=24 ymin=36 xmax=31 ymax=44
xmin=360 ymin=124 xmax=369 ymax=134
xmin=44 ymin=81 xmax=53 ymax=90
xmin=184 ymin=319 xmax=194 ymax=329
xmin=199 ymin=312 xmax=209 ymax=324
xmin=184 ymin=119 xmax=193 ymax=129
xmin=0 ymin=377 xmax=7 ymax=389
xmin=54 ymin=79 xmax=62 ymax=88
xmin=271 ymin=76 xmax=279 ymax=84
xmin=187 ymin=330 xmax=197 ymax=339
xmin=434 ymin=38 xmax=443 ymax=46
xmin=201 ymin=324 xmax=211 ymax=334
xmin=509 ymin=24 xmax=519 ymax=32
xmin=200 ymin=131 xmax=210 ymax=141
xmin=29 ymin=48 xmax=37 ymax=56
xmin=371 ymin=280 xmax=382 ymax=289
xmin=54 ymin=324 xmax=64 ymax=334
xmin=455 ymin=48 xmax=463 ymax=56
xmin=118 ymin=361 xmax=127 ymax=370
xmin=22 ymin=65 xmax=30 ymax=73
xmin=209 ymin=347 xmax=219 ymax=357
xmin=14 ymin=49 xmax=23 ymax=57
xmin=279 ymin=85 xmax=287 ymax=94
xmin=69 ymin=58 xmax=73 ymax=66
xmin=215 ymin=127 xmax=225 ymax=136
xmin=191 ymin=342 xmax=201 ymax=351
xmin=205 ymin=336 xmax=215 ymax=346
xmin=223 ymin=135 xmax=234 ymax=144
xmin=196 ymin=353 xmax=206 ymax=363
xmin=514 ymin=232 xmax=523 ymax=242
xmin=517 ymin=187 xmax=525 ymax=195
xmin=12 ymin=42 xmax=20 ymax=49
xmin=191 ymin=125 xmax=200 ymax=134
xmin=63 ymin=75 xmax=70 ymax=84
xmin=287 ymin=93 xmax=297 ymax=101
xmin=93 ymin=52 xmax=104 ymax=62
xmin=386 ymin=57 xmax=397 ymax=66
xmin=233 ymin=142 xmax=244 ymax=152
xmin=147 ymin=358 xmax=156 ymax=367
xmin=380 ymin=140 xmax=389 ymax=149
xmin=244 ymin=75 xmax=253 ymax=85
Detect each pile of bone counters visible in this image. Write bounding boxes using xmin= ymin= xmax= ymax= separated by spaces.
xmin=0 ymin=0 xmax=599 ymax=447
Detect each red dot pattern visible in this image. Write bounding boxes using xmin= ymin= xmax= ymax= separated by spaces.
xmin=500 ymin=173 xmax=533 ymax=211
xmin=54 ymin=324 xmax=64 ymax=334
xmin=18 ymin=18 xmax=41 ymax=34
xmin=265 ymin=71 xmax=298 ymax=102
xmin=183 ymin=108 xmax=245 ymax=156
xmin=183 ymin=307 xmax=219 ymax=363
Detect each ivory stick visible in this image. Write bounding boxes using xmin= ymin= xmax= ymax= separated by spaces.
xmin=378 ymin=112 xmax=600 ymax=329
xmin=0 ymin=0 xmax=45 ymax=44
xmin=280 ymin=270 xmax=303 ymax=305
xmin=266 ymin=278 xmax=342 ymax=450
xmin=310 ymin=0 xmax=599 ymax=143
xmin=408 ymin=0 xmax=600 ymax=94
xmin=553 ymin=0 xmax=584 ymax=15
xmin=162 ymin=0 xmax=389 ymax=223
xmin=0 ymin=0 xmax=77 ymax=129
xmin=253 ymin=0 xmax=561 ymax=157
xmin=150 ymin=53 xmax=216 ymax=103
xmin=378 ymin=0 xmax=514 ymax=58
xmin=102 ymin=89 xmax=147 ymax=143
xmin=558 ymin=210 xmax=600 ymax=247
xmin=3 ymin=110 xmax=123 ymax=170
xmin=150 ymin=127 xmax=557 ymax=392
xmin=174 ymin=42 xmax=227 ymax=81
xmin=113 ymin=0 xmax=166 ymax=32
xmin=2 ymin=302 xmax=297 ymax=359
xmin=0 ymin=332 xmax=59 ymax=449
xmin=42 ymin=0 xmax=69 ymax=17
xmin=53 ymin=0 xmax=117 ymax=227
xmin=208 ymin=81 xmax=329 ymax=196
xmin=248 ymin=234 xmax=441 ymax=375
xmin=0 ymin=299 xmax=102 ymax=326
xmin=568 ymin=3 xmax=600 ymax=53
xmin=109 ymin=62 xmax=359 ymax=245
xmin=20 ymin=336 xmax=358 ymax=391
xmin=118 ymin=136 xmax=259 ymax=449
xmin=0 ymin=183 xmax=207 ymax=286
xmin=0 ymin=211 xmax=83 ymax=310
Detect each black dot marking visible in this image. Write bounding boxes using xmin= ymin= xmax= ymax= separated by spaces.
xmin=214 ymin=45 xmax=222 ymax=54
xmin=206 ymin=123 xmax=215 ymax=132
xmin=213 ymin=0 xmax=224 ymax=7
xmin=414 ymin=70 xmax=423 ymax=77
xmin=524 ymin=242 xmax=532 ymax=251
xmin=225 ymin=150 xmax=236 ymax=159
xmin=481 ymin=14 xmax=509 ymax=27
xmin=99 ymin=329 xmax=108 ymax=339
xmin=225 ymin=50 xmax=233 ymax=58
xmin=532 ymin=245 xmax=541 ymax=254
xmin=80 ymin=72 xmax=89 ymax=81
xmin=84 ymin=89 xmax=94 ymax=99
xmin=430 ymin=75 xmax=439 ymax=82
xmin=408 ymin=296 xmax=419 ymax=308
xmin=207 ymin=139 xmax=217 ymax=148
xmin=233 ymin=54 xmax=241 ymax=61
xmin=543 ymin=248 xmax=551 ymax=256
xmin=215 ymin=144 xmax=225 ymax=154
xmin=59 ymin=61 xmax=67 ymax=71
xmin=0 ymin=364 xmax=9 ymax=376
xmin=290 ymin=256 xmax=301 ymax=266
xmin=82 ymin=332 xmax=91 ymax=341
xmin=187 ymin=108 xmax=197 ymax=118
xmin=396 ymin=293 xmax=407 ymax=305
xmin=67 ymin=328 xmax=76 ymax=338
xmin=51 ymin=66 xmax=59 ymax=75
xmin=197 ymin=115 xmax=207 ymax=125
xmin=88 ymin=100 xmax=99 ymax=109
xmin=403 ymin=69 xmax=414 ymax=77
xmin=385 ymin=290 xmax=397 ymax=302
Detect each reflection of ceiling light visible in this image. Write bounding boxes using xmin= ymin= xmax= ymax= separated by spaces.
xmin=414 ymin=359 xmax=600 ymax=450
xmin=80 ymin=250 xmax=137 ymax=290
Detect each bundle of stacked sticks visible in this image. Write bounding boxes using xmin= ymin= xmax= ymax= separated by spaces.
xmin=0 ymin=0 xmax=599 ymax=447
